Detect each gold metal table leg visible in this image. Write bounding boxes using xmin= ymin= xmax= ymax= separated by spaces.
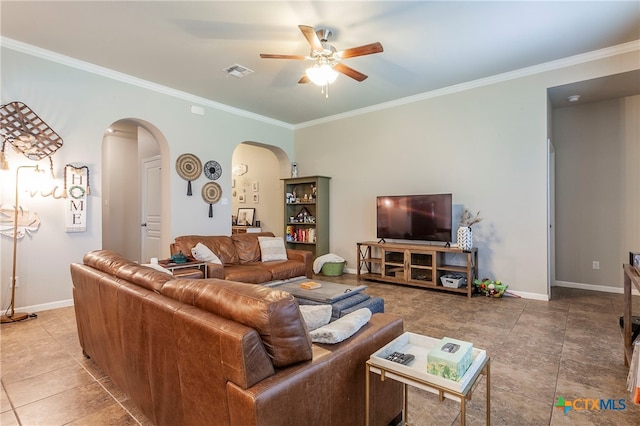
xmin=486 ymin=360 xmax=491 ymax=425
xmin=403 ymin=382 xmax=409 ymax=425
xmin=365 ymin=363 xmax=370 ymax=426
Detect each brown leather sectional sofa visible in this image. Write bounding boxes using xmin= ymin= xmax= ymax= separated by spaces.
xmin=71 ymin=249 xmax=404 ymax=426
xmin=171 ymin=232 xmax=313 ymax=283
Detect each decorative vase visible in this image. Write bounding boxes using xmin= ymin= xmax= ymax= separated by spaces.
xmin=457 ymin=226 xmax=473 ymax=250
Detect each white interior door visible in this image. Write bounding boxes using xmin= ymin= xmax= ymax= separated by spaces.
xmin=141 ymin=156 xmax=161 ymax=262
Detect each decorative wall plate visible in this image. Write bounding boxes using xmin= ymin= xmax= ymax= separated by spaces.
xmin=204 ymin=160 xmax=222 ymax=180
xmin=202 ymin=182 xmax=222 ymax=217
xmin=175 ymin=153 xmax=202 ymax=195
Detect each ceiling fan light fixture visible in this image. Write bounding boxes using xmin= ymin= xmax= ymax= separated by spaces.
xmin=305 ymin=64 xmax=338 ymax=86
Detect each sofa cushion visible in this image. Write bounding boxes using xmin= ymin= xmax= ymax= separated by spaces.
xmin=309 ymin=308 xmax=372 ymax=344
xmin=191 ymin=242 xmax=222 ymax=264
xmin=231 ymin=232 xmax=275 ymax=264
xmin=160 ymin=279 xmax=312 ymax=367
xmin=223 ymin=264 xmax=273 ymax=284
xmin=258 ymin=236 xmax=288 ymax=262
xmin=258 ymin=260 xmax=307 ymax=281
xmin=174 ymin=235 xmax=238 ymax=264
xmin=83 ymin=250 xmax=172 ymax=292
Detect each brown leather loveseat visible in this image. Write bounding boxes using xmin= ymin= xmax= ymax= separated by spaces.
xmin=71 ymin=249 xmax=403 ymax=426
xmin=171 ymin=232 xmax=313 ymax=283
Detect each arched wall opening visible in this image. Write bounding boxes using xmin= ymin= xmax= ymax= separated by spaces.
xmin=101 ymin=118 xmax=170 ymax=261
xmin=231 ymin=141 xmax=290 ymax=235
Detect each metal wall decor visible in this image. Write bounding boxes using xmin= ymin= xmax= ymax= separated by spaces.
xmin=204 ymin=160 xmax=222 ymax=180
xmin=202 ymin=182 xmax=222 ymax=217
xmin=0 ymin=101 xmax=63 ymax=160
xmin=175 ymin=153 xmax=202 ymax=195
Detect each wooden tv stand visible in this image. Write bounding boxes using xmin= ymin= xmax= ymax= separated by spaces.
xmin=357 ymin=241 xmax=478 ymax=298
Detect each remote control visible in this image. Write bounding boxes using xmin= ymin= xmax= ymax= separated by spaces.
xmin=386 ymin=351 xmax=415 ymax=365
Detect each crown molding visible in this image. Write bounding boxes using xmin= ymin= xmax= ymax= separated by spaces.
xmin=2 ymin=36 xmax=637 ymax=130
xmin=295 ymin=39 xmax=640 ymax=129
xmin=0 ymin=37 xmax=293 ymax=130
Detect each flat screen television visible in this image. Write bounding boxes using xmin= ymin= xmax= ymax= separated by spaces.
xmin=376 ymin=194 xmax=452 ymax=243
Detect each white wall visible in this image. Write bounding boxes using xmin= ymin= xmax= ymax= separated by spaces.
xmin=554 ymin=95 xmax=640 ymax=289
xmin=0 ymin=47 xmax=293 ymax=311
xmin=294 ymin=49 xmax=639 ymax=299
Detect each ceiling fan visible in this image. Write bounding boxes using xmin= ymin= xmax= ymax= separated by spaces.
xmin=260 ymin=25 xmax=383 ymax=94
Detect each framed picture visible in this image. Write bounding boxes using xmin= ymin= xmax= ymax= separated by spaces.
xmin=253 ymin=193 xmax=259 ymax=203
xmin=238 ymin=193 xmax=246 ymax=203
xmin=237 ymin=208 xmax=255 ymax=226
xmin=252 ymin=181 xmax=259 ymax=192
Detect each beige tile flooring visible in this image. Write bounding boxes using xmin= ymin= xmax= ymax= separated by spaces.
xmin=2 ymin=276 xmax=639 ymax=425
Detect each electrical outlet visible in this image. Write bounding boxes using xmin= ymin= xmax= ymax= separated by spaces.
xmin=8 ymin=276 xmax=19 ymax=288
xmin=592 ymin=261 xmax=600 ymax=270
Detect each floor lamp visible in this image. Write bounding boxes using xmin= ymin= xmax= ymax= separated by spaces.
xmin=1 ymin=165 xmax=41 ymax=323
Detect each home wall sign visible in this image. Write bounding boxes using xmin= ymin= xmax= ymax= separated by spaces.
xmin=64 ymin=164 xmax=90 ymax=232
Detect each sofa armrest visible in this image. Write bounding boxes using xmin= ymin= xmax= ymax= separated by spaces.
xmin=286 ymin=249 xmax=313 ymax=278
xmin=226 ymin=313 xmax=404 ymax=426
xmin=205 ymin=263 xmax=225 ymax=279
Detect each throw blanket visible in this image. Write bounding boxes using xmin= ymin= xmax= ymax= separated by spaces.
xmin=313 ymin=253 xmax=345 ymax=274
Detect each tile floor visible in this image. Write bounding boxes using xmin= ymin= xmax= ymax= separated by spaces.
xmin=1 ymin=276 xmax=639 ymax=425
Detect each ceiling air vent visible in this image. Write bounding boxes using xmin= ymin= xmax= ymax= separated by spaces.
xmin=223 ymin=64 xmax=254 ymax=78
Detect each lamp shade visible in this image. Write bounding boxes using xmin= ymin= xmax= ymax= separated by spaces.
xmin=305 ymin=64 xmax=339 ymax=86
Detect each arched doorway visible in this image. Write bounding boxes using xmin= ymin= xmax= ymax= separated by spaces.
xmin=231 ymin=142 xmax=290 ymax=235
xmin=101 ymin=119 xmax=170 ymax=262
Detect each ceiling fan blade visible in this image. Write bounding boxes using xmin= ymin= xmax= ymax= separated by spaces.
xmin=298 ymin=25 xmax=323 ymax=51
xmin=298 ymin=75 xmax=310 ymax=84
xmin=338 ymin=42 xmax=383 ymax=59
xmin=333 ymin=63 xmax=368 ymax=82
xmin=260 ymin=54 xmax=306 ymax=60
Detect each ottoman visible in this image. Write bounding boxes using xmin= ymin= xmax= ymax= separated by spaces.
xmin=296 ymin=292 xmax=384 ymax=320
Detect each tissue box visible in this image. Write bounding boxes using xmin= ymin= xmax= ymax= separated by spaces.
xmin=426 ymin=337 xmax=473 ymax=381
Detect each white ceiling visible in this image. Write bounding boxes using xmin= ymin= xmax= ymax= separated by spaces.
xmin=1 ymin=1 xmax=639 ymax=125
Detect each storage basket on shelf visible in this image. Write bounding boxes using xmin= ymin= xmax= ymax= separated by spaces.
xmin=440 ymin=273 xmax=467 ymax=288
xmin=321 ymin=261 xmax=345 ymax=276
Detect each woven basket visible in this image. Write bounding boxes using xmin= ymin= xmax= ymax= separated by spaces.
xmin=321 ymin=261 xmax=345 ymax=276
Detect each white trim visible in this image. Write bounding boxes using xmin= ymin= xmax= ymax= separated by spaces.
xmin=295 ymin=39 xmax=640 ymax=129
xmin=554 ymin=280 xmax=640 ymax=296
xmin=503 ymin=290 xmax=549 ymax=302
xmin=0 ymin=37 xmax=293 ymax=130
xmin=2 ymin=36 xmax=637 ymax=129
xmin=344 ymin=269 xmax=550 ymax=301
xmin=16 ymin=298 xmax=74 ymax=313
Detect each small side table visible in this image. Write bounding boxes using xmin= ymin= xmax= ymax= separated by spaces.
xmin=366 ymin=332 xmax=490 ymax=426
xmin=159 ymin=259 xmax=207 ymax=279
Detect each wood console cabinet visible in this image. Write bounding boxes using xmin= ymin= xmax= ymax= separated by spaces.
xmin=357 ymin=241 xmax=478 ymax=298
xmin=282 ymin=176 xmax=330 ymax=258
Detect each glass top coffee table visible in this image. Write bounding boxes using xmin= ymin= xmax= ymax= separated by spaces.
xmin=366 ymin=332 xmax=490 ymax=426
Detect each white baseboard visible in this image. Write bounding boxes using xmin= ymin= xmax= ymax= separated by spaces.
xmin=554 ymin=280 xmax=640 ymax=296
xmin=346 ymin=268 xmax=550 ymax=300
xmin=16 ymin=298 xmax=74 ymax=313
